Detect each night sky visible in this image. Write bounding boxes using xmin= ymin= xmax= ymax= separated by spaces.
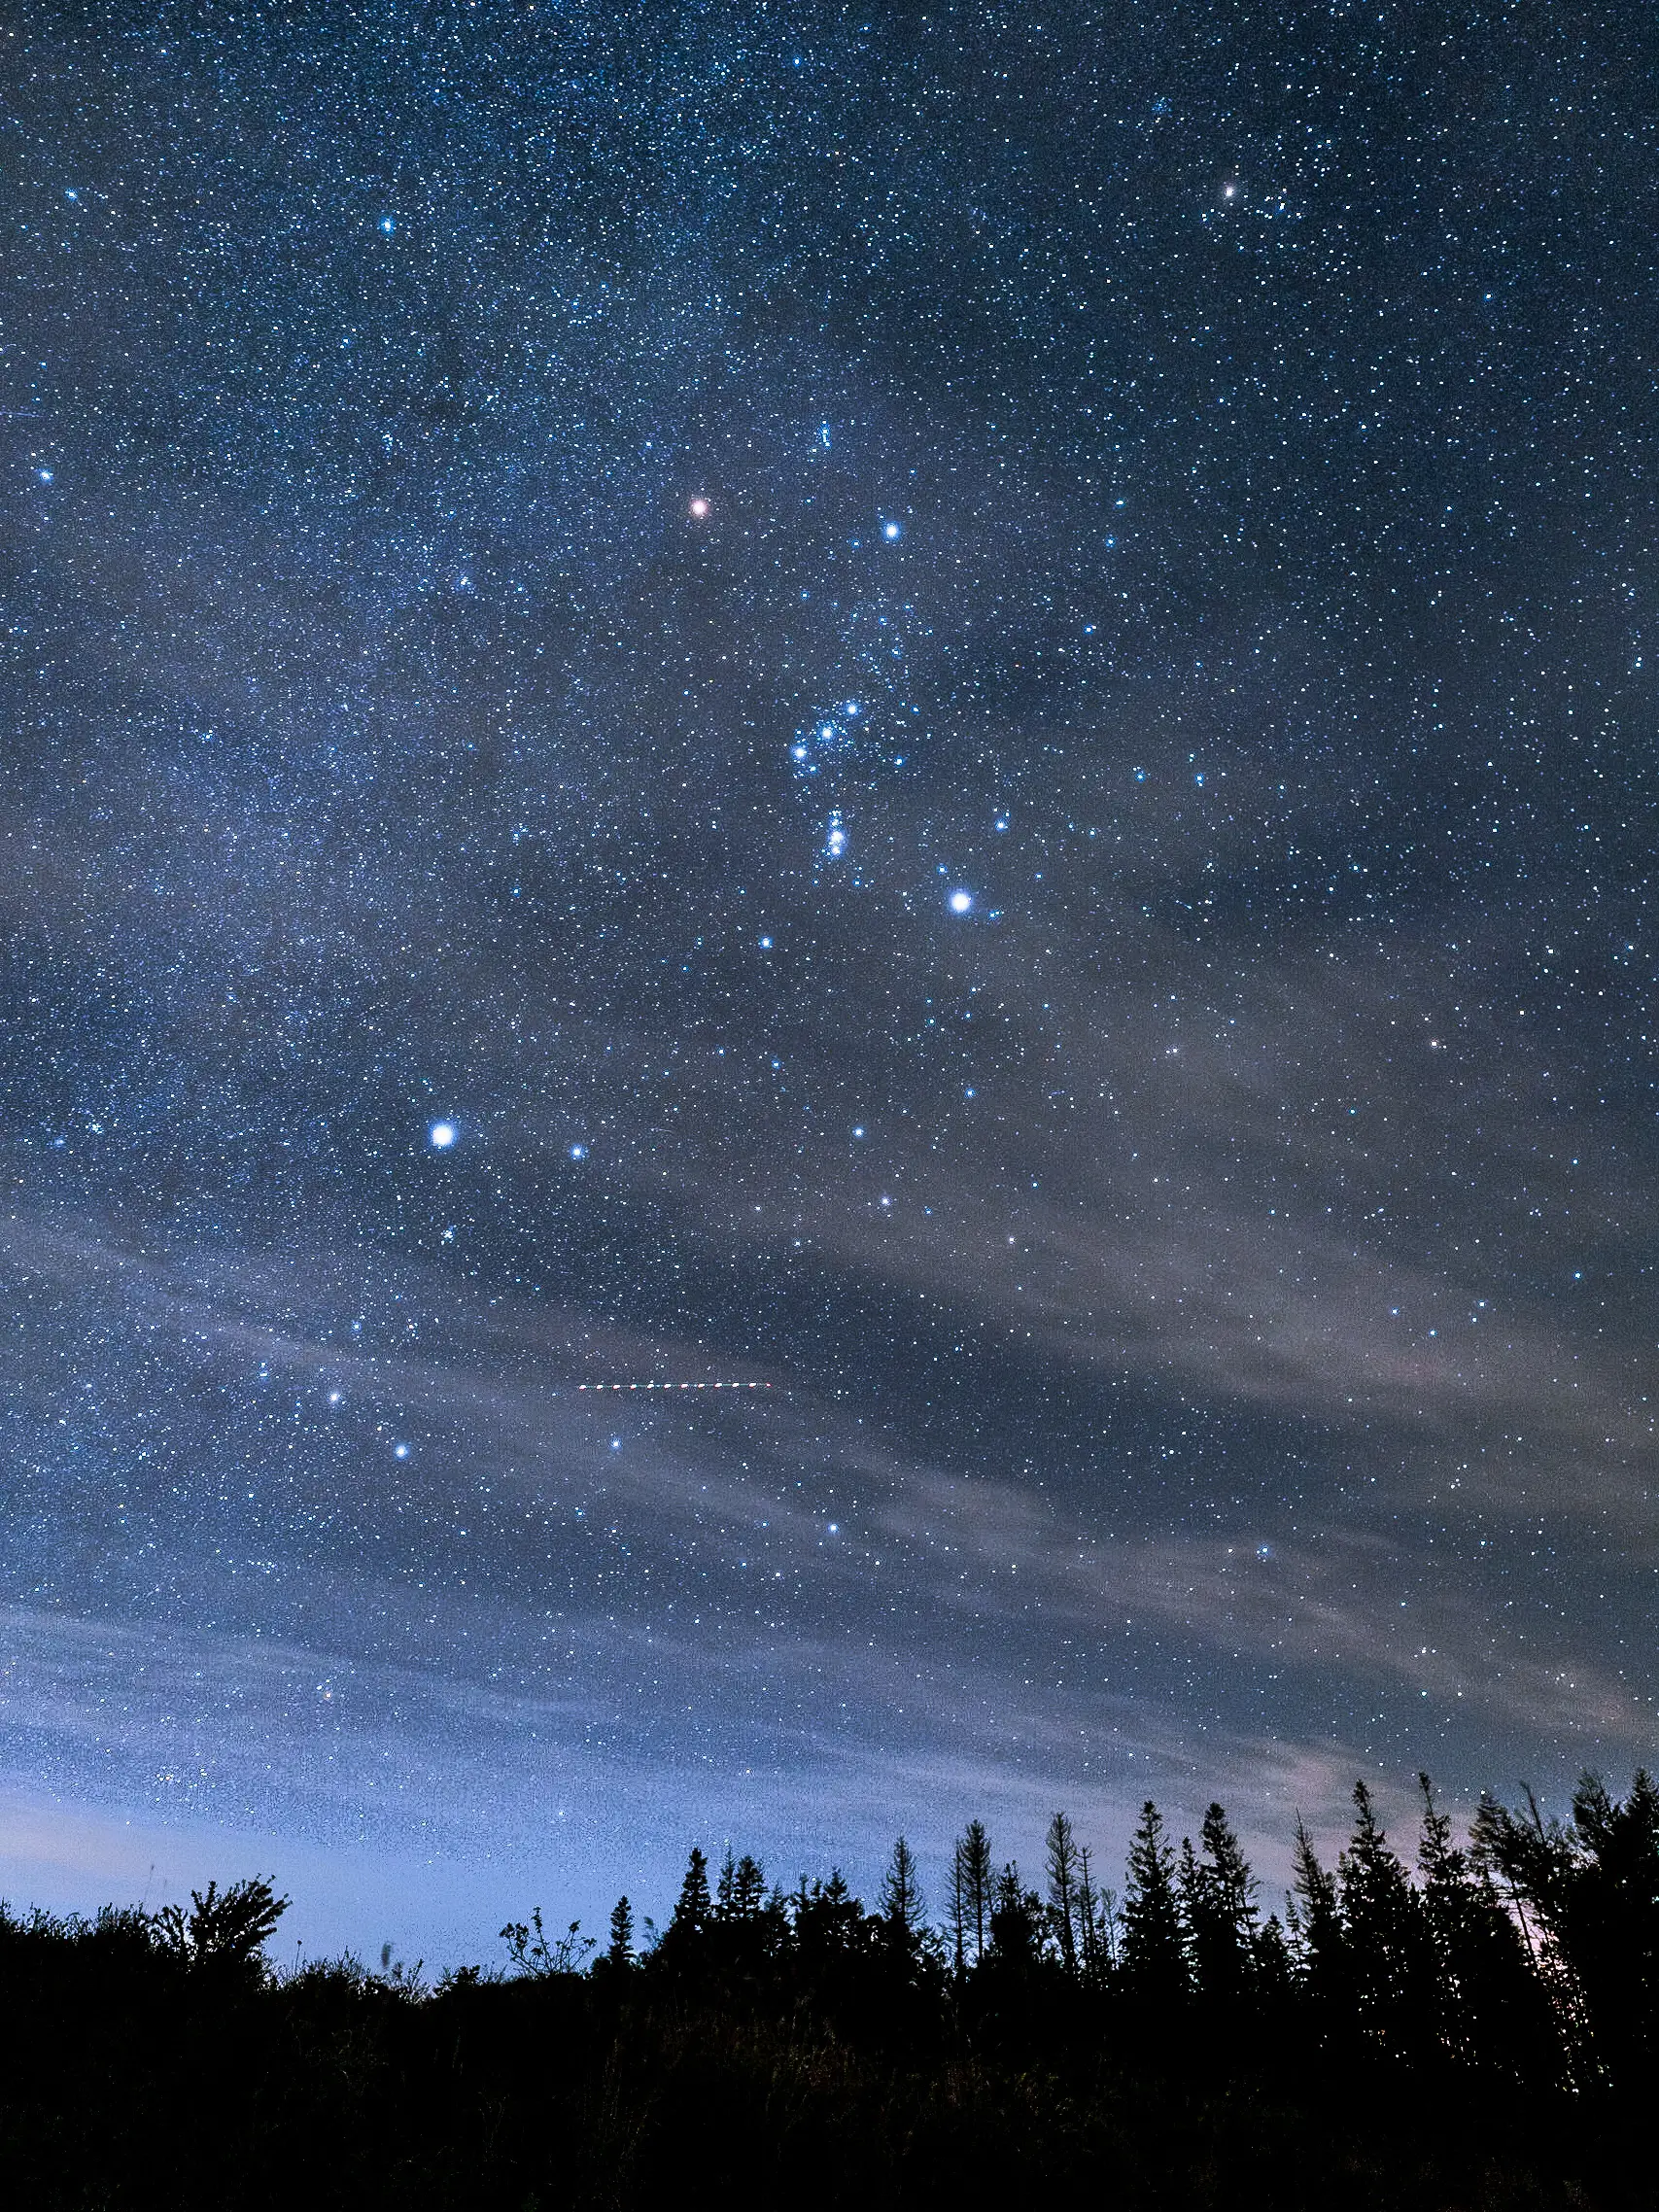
xmin=3 ymin=1 xmax=1656 ymax=1963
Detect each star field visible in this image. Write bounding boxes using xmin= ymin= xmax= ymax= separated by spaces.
xmin=1 ymin=0 xmax=1656 ymax=1957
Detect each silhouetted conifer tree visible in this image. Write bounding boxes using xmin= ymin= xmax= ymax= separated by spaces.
xmin=1181 ymin=1802 xmax=1260 ymax=2008
xmin=949 ymin=1818 xmax=993 ymax=1969
xmin=1563 ymin=1770 xmax=1659 ymax=2087
xmin=1408 ymin=1775 xmax=1543 ymax=2083
xmin=660 ymin=1846 xmax=712 ymax=1961
xmin=1045 ymin=1812 xmax=1081 ymax=1972
xmin=1289 ymin=1815 xmax=1347 ymax=2019
xmin=987 ymin=1863 xmax=1046 ymax=1968
xmin=792 ymin=1869 xmax=866 ymax=1959
xmin=1253 ymin=1912 xmax=1293 ymax=2000
xmin=1122 ymin=1801 xmax=1188 ymax=2000
xmin=1076 ymin=1841 xmax=1117 ymax=1980
xmin=881 ymin=1836 xmax=926 ymax=1946
xmin=715 ymin=1850 xmax=768 ymax=1922
xmin=1338 ymin=1781 xmax=1428 ymax=2056
xmin=606 ymin=1895 xmax=635 ymax=1968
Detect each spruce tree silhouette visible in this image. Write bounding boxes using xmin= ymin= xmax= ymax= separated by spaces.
xmin=949 ymin=1818 xmax=993 ymax=1970
xmin=656 ymin=1846 xmax=713 ymax=1974
xmin=986 ymin=1863 xmax=1046 ymax=1969
xmin=605 ymin=1895 xmax=635 ymax=1969
xmin=1337 ymin=1781 xmax=1429 ymax=2058
xmin=1414 ymin=1774 xmax=1540 ymax=2078
xmin=1122 ymin=1802 xmax=1189 ymax=2005
xmin=1180 ymin=1803 xmax=1261 ymax=2010
xmin=1290 ymin=1814 xmax=1348 ymax=2030
xmin=1074 ymin=1840 xmax=1117 ymax=1983
xmin=1044 ymin=1813 xmax=1081 ymax=1973
xmin=881 ymin=1836 xmax=927 ymax=1954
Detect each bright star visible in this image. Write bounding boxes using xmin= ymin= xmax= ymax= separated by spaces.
xmin=570 ymin=1143 xmax=587 ymax=1160
xmin=949 ymin=888 xmax=974 ymax=913
xmin=380 ymin=215 xmax=397 ymax=232
xmin=882 ymin=520 xmax=902 ymax=540
xmin=394 ymin=1442 xmax=410 ymax=1459
xmin=688 ymin=497 xmax=709 ymax=518
xmin=429 ymin=1122 xmax=456 ymax=1148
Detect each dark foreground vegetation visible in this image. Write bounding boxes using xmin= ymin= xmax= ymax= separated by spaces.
xmin=4 ymin=1773 xmax=1657 ymax=2210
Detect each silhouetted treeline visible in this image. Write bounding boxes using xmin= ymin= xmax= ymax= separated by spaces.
xmin=2 ymin=1772 xmax=1656 ymax=2209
